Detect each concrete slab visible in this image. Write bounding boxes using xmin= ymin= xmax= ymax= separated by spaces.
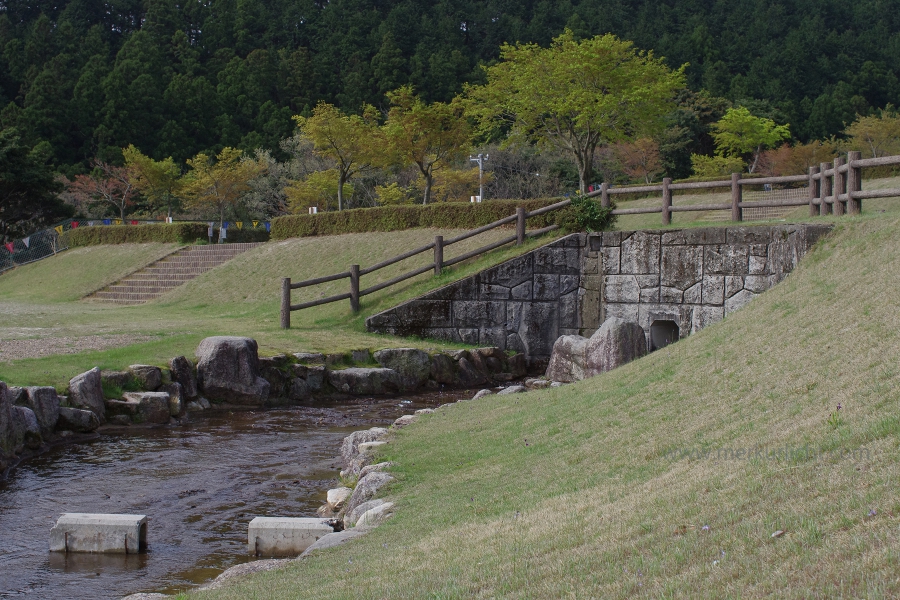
xmin=49 ymin=513 xmax=148 ymax=554
xmin=248 ymin=517 xmax=334 ymax=556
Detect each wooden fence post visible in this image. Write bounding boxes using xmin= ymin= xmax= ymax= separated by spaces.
xmin=350 ymin=264 xmax=360 ymax=313
xmin=600 ymin=182 xmax=610 ymax=208
xmin=833 ymin=156 xmax=845 ymax=217
xmin=516 ymin=207 xmax=526 ymax=245
xmin=434 ymin=235 xmax=443 ymax=276
xmin=281 ymin=277 xmax=291 ymax=329
xmin=847 ymin=151 xmax=862 ymax=215
xmin=808 ymin=166 xmax=820 ymax=217
xmin=731 ymin=172 xmax=742 ymax=222
xmin=662 ymin=177 xmax=672 ymax=226
xmin=819 ymin=162 xmax=832 ymax=216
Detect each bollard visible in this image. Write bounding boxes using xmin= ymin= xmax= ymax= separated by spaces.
xmin=50 ymin=513 xmax=148 ymax=554
xmin=281 ymin=277 xmax=291 ymax=329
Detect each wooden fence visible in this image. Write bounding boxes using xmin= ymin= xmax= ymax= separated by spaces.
xmin=279 ymin=150 xmax=900 ymax=328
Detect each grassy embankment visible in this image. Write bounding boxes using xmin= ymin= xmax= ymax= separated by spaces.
xmin=185 ymin=214 xmax=900 ymax=598
xmin=0 ymin=228 xmax=561 ymax=387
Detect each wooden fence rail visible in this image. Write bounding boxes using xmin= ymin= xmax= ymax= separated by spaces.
xmin=279 ymin=151 xmax=900 ymax=328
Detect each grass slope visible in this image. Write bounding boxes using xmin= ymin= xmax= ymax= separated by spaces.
xmin=192 ymin=217 xmax=900 ymax=599
xmin=0 ymin=229 xmax=559 ymax=386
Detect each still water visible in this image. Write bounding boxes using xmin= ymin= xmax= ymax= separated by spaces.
xmin=0 ymin=391 xmax=467 ymax=599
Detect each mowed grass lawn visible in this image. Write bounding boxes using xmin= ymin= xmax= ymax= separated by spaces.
xmin=0 ymin=228 xmax=561 ymax=387
xmin=187 ymin=215 xmax=900 ymax=599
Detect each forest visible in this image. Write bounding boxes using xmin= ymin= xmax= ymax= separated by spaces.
xmin=1 ymin=0 xmax=899 ymax=239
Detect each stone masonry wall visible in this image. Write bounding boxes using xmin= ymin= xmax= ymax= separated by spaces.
xmin=366 ymin=224 xmax=832 ymax=364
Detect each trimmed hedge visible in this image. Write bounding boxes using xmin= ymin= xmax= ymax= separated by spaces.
xmin=65 ymin=223 xmax=210 ymax=247
xmin=271 ymin=199 xmax=569 ymax=240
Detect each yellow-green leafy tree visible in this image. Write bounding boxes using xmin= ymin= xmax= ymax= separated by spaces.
xmin=122 ymin=144 xmax=183 ymax=218
xmin=183 ymin=147 xmax=264 ymax=240
xmin=383 ymin=86 xmax=471 ymax=205
xmin=843 ymin=109 xmax=900 ymax=158
xmin=465 ymin=31 xmax=686 ymax=194
xmin=284 ymin=169 xmax=354 ymax=213
xmin=294 ymin=103 xmax=381 ymax=211
xmin=706 ymin=106 xmax=791 ymax=173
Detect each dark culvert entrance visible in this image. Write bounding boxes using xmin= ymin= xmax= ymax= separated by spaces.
xmin=649 ymin=320 xmax=679 ymax=351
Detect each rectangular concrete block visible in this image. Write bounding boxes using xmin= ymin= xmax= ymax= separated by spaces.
xmin=49 ymin=513 xmax=148 ymax=554
xmin=248 ymin=517 xmax=334 ymax=556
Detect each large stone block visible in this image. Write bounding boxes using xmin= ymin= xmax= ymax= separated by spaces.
xmin=691 ymin=306 xmax=725 ymax=333
xmin=702 ymin=276 xmax=725 ymax=306
xmin=533 ymin=274 xmax=560 ymax=300
xmin=519 ymin=302 xmax=559 ymax=358
xmin=128 ymin=365 xmax=162 ymax=391
xmin=534 ymin=246 xmax=581 ymax=275
xmin=453 ymin=300 xmax=505 ymax=327
xmin=367 ymin=300 xmax=452 ymax=330
xmin=345 ymin=472 xmax=395 ymax=516
xmin=599 ymin=247 xmax=621 ymax=275
xmin=559 ymin=291 xmax=580 ymax=329
xmin=545 ymin=335 xmax=588 ymax=382
xmin=725 ymin=289 xmax=757 ymax=315
xmin=196 ymin=336 xmax=270 ymax=405
xmin=122 ymin=392 xmax=171 ymax=424
xmin=661 ymin=228 xmax=727 ymax=245
xmin=482 ymin=254 xmax=534 ymax=288
xmin=56 ymin=407 xmax=101 ymax=432
xmin=328 ymin=368 xmax=399 ymax=395
xmin=660 ymin=245 xmax=703 ymax=290
xmin=49 ymin=513 xmax=147 ymax=554
xmin=247 ymin=517 xmax=333 ymax=556
xmin=169 ymin=356 xmax=198 ymax=399
xmin=744 ymin=274 xmax=776 ymax=294
xmin=23 ymin=387 xmax=60 ymax=436
xmin=704 ymin=245 xmax=749 ymax=275
xmin=13 ymin=406 xmax=42 ymax=449
xmin=726 ymin=226 xmax=775 ymax=245
xmin=374 ymin=348 xmax=432 ymax=390
xmin=604 ymin=275 xmax=640 ymax=303
xmin=583 ymin=318 xmax=647 ymax=378
xmin=68 ymin=368 xmax=106 ymax=424
xmin=620 ymin=231 xmax=661 ymax=274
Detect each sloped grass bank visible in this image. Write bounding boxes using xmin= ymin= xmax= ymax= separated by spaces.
xmin=0 ymin=229 xmax=560 ymax=386
xmin=192 ymin=218 xmax=900 ymax=599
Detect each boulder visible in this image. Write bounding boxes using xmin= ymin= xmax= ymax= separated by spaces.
xmin=287 ymin=378 xmax=311 ymax=402
xmin=340 ymin=427 xmax=388 ymax=470
xmin=545 ymin=335 xmax=588 ymax=383
xmin=583 ymin=318 xmax=647 ymax=377
xmin=196 ymin=336 xmax=270 ymax=405
xmin=7 ymin=386 xmax=26 ymax=405
xmin=128 ymin=365 xmax=162 ymax=391
xmin=305 ymin=366 xmax=326 ymax=392
xmin=497 ymin=385 xmax=527 ymax=396
xmin=169 ymin=356 xmax=198 ymax=399
xmin=123 ymin=392 xmax=171 ymax=424
xmin=392 ymin=414 xmax=417 ymax=429
xmin=68 ymin=367 xmax=106 ymax=423
xmin=358 ymin=441 xmax=387 ymax=456
xmin=358 ymin=462 xmax=394 ymax=479
xmin=326 ymin=487 xmax=353 ymax=512
xmin=414 ymin=408 xmax=435 ymax=415
xmin=356 ymin=501 xmax=395 ymax=527
xmin=109 ymin=415 xmax=132 ymax=427
xmin=294 ymin=352 xmax=325 ymax=364
xmin=508 ymin=353 xmax=528 ymax=378
xmin=373 ymin=348 xmax=431 ymax=390
xmin=457 ymin=358 xmax=489 ymax=387
xmin=351 ymin=349 xmax=371 ymax=363
xmin=345 ymin=472 xmax=394 ymax=516
xmin=186 ymin=397 xmax=211 ymax=411
xmin=301 ymin=527 xmax=372 ymax=556
xmin=258 ymin=357 xmax=290 ymax=397
xmin=57 ymin=407 xmax=101 ymax=432
xmin=471 ymin=389 xmax=494 ymax=401
xmin=429 ymin=354 xmax=456 ymax=384
xmin=13 ymin=406 xmax=42 ymax=449
xmin=23 ymin=386 xmax=60 ymax=436
xmin=327 ymin=368 xmax=399 ymax=395
xmin=159 ymin=383 xmax=185 ymax=416
xmin=344 ymin=499 xmax=385 ymax=528
xmin=525 ymin=378 xmax=551 ymax=390
xmin=100 ymin=370 xmax=133 ymax=389
xmin=0 ymin=382 xmax=24 ymax=460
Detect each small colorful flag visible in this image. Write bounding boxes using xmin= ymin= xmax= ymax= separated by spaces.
xmin=88 ymin=221 xmax=95 ymax=227
xmin=130 ymin=220 xmax=138 ymax=225
xmin=265 ymin=222 xmax=271 ymax=232
xmin=22 ymin=237 xmax=30 ymax=248
xmin=252 ymin=220 xmax=259 ymax=228
xmin=72 ymin=221 xmax=79 ymax=228
xmin=55 ymin=225 xmax=64 ymax=234
xmin=103 ymin=219 xmax=111 ymax=225
xmin=235 ymin=221 xmax=243 ymax=229
xmin=4 ymin=242 xmax=14 ymax=253
xmin=114 ymin=219 xmax=122 ymax=225
xmin=223 ymin=222 xmax=229 ymax=229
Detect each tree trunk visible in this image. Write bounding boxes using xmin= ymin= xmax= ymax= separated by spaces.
xmin=577 ymin=154 xmax=593 ymax=194
xmin=422 ymin=171 xmax=433 ymax=205
xmin=218 ymin=206 xmax=225 ymax=243
xmin=337 ymin=170 xmax=345 ymax=211
xmin=749 ymin=146 xmax=762 ymax=173
xmin=119 ymin=201 xmax=125 ymax=222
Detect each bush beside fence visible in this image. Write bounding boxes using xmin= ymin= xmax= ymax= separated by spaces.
xmin=270 ymin=199 xmax=566 ymax=240
xmin=63 ymin=223 xmax=209 ymax=246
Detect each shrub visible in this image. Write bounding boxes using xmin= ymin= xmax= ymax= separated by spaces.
xmin=557 ymin=197 xmax=617 ymax=232
xmin=65 ymin=223 xmax=209 ymax=246
xmin=271 ymin=199 xmax=578 ymax=240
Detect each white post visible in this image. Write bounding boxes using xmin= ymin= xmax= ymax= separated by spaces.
xmin=469 ymin=153 xmax=489 ymax=202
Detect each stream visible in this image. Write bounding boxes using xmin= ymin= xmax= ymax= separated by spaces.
xmin=0 ymin=390 xmax=470 ymax=599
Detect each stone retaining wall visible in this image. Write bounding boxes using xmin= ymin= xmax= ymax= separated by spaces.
xmin=366 ymin=224 xmax=832 ymax=363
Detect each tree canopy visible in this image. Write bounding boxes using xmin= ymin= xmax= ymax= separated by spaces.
xmin=466 ymin=31 xmax=686 ymax=193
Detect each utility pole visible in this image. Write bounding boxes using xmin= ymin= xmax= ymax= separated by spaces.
xmin=469 ymin=153 xmax=489 ymax=202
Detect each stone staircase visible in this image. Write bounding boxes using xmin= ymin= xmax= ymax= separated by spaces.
xmin=86 ymin=243 xmax=264 ymax=304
